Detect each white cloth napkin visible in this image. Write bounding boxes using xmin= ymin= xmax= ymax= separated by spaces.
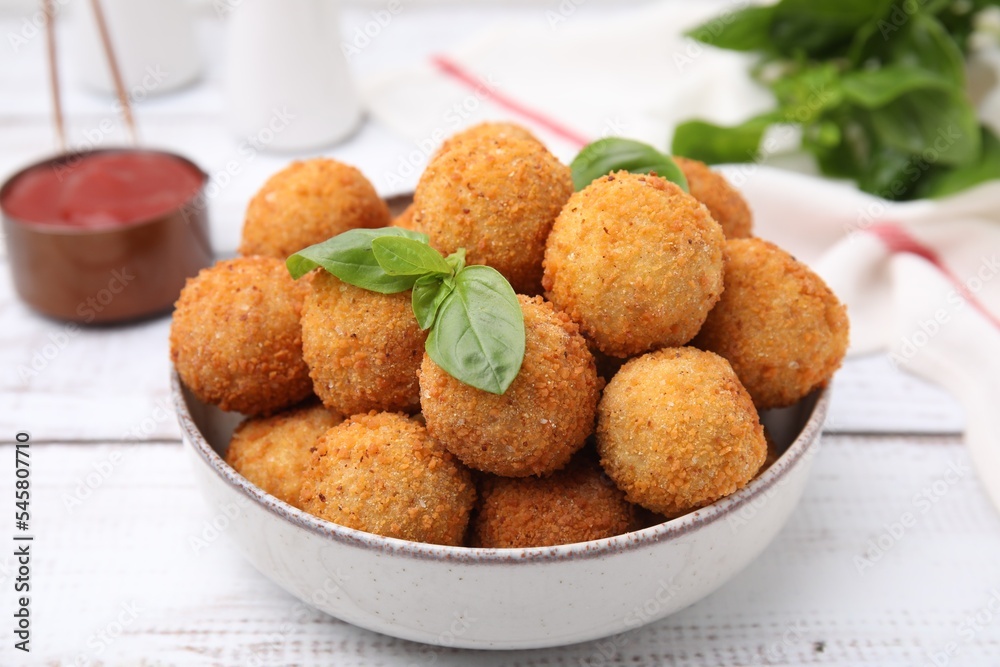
xmin=362 ymin=0 xmax=1000 ymax=512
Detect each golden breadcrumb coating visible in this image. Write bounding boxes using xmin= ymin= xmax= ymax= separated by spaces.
xmin=388 ymin=123 xmax=539 ymax=241
xmin=543 ymin=171 xmax=725 ymax=358
xmin=239 ymin=159 xmax=391 ymax=258
xmin=471 ymin=453 xmax=634 ymax=548
xmin=301 ymin=271 xmax=427 ymax=415
xmin=693 ymin=238 xmax=849 ymax=409
xmin=226 ymin=402 xmax=342 ymax=508
xmin=434 ymin=122 xmax=540 ymax=158
xmin=597 ymin=347 xmax=766 ymax=517
xmin=420 ymin=295 xmax=601 ymax=477
xmin=298 ymin=412 xmax=475 ymax=545
xmin=413 ymin=135 xmax=573 ymax=295
xmin=170 ymin=257 xmax=312 ymax=415
xmin=674 ymin=156 xmax=753 ymax=239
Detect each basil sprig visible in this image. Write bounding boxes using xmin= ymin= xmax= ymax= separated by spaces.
xmin=570 ymin=137 xmax=690 ymax=191
xmin=672 ymin=0 xmax=1000 ymax=200
xmin=288 ymin=229 xmax=525 ymax=395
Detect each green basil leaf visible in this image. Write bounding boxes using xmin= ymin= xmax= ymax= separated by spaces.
xmin=845 ymin=15 xmax=885 ymax=66
xmin=371 ymin=236 xmax=452 ymax=276
xmin=671 ymin=113 xmax=778 ymax=165
xmin=805 ymin=110 xmax=871 ymax=179
xmin=446 ymin=248 xmax=466 ymax=274
xmin=857 ymin=144 xmax=919 ymax=199
xmin=932 ymin=0 xmax=991 ymax=54
xmin=850 ymin=12 xmax=965 ymax=83
xmin=687 ymin=5 xmax=777 ymax=52
xmin=412 ymin=274 xmax=454 ymax=331
xmin=672 ymin=0 xmax=990 ymax=201
xmin=915 ymin=127 xmax=1000 ymax=199
xmin=840 ymin=66 xmax=952 ymax=109
xmin=425 ymin=265 xmax=525 ymax=395
xmin=286 ymin=227 xmax=428 ymax=293
xmin=769 ymin=0 xmax=895 ymax=58
xmin=885 ymin=14 xmax=965 ymax=84
xmin=921 ymin=0 xmax=952 ymax=13
xmin=771 ymin=63 xmax=844 ymax=124
xmin=867 ymin=88 xmax=981 ymax=166
xmin=812 ymin=137 xmax=865 ymax=181
xmin=570 ymin=138 xmax=689 ymax=191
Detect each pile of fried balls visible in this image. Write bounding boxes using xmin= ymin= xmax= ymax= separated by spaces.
xmin=170 ymin=122 xmax=848 ymax=548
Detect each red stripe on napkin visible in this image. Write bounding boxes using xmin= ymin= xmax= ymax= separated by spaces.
xmin=431 ymin=55 xmax=590 ymax=148
xmin=868 ymin=222 xmax=1000 ymax=330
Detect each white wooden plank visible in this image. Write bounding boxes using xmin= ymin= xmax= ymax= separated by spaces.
xmin=0 ymin=266 xmax=181 ymax=443
xmin=828 ymin=354 xmax=964 ymax=434
xmin=0 ymin=435 xmax=996 ymax=666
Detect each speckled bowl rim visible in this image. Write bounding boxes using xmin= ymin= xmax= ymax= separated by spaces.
xmin=174 ymin=370 xmax=827 ymax=564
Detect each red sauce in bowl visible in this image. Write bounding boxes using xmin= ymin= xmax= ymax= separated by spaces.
xmin=2 ymin=150 xmax=204 ymax=229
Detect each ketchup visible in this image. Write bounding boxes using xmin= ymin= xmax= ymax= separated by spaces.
xmin=2 ymin=151 xmax=204 ymax=229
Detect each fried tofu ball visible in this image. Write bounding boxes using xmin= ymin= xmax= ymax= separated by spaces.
xmin=226 ymin=402 xmax=342 ymax=508
xmin=543 ymin=171 xmax=725 ymax=358
xmin=420 ymin=295 xmax=600 ymax=477
xmin=298 ymin=412 xmax=475 ymax=545
xmin=597 ymin=347 xmax=766 ymax=517
xmin=674 ymin=156 xmax=753 ymax=239
xmin=693 ymin=238 xmax=849 ymax=409
xmin=171 ymin=257 xmax=312 ymax=415
xmin=471 ymin=454 xmax=634 ymax=548
xmin=413 ymin=135 xmax=573 ymax=295
xmin=301 ymin=271 xmax=426 ymax=416
xmin=239 ymin=159 xmax=391 ymax=258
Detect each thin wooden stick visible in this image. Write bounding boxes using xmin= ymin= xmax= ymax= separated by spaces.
xmin=89 ymin=0 xmax=137 ymax=145
xmin=42 ymin=0 xmax=65 ymax=152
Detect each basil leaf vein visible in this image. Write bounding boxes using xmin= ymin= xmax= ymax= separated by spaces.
xmin=372 ymin=236 xmax=453 ymax=276
xmin=425 ymin=265 xmax=525 ymax=395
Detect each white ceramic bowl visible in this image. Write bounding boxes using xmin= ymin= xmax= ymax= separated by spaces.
xmin=174 ymin=370 xmax=827 ymax=650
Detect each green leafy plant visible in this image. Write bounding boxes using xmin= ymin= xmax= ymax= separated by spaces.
xmin=287 ymin=228 xmax=525 ymax=395
xmin=570 ymin=137 xmax=690 ymax=190
xmin=672 ymin=0 xmax=1000 ymax=200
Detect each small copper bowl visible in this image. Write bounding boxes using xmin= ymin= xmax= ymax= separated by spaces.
xmin=1 ymin=149 xmax=213 ymax=324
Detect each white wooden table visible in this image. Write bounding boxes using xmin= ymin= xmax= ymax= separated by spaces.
xmin=2 ymin=3 xmax=999 ymax=666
